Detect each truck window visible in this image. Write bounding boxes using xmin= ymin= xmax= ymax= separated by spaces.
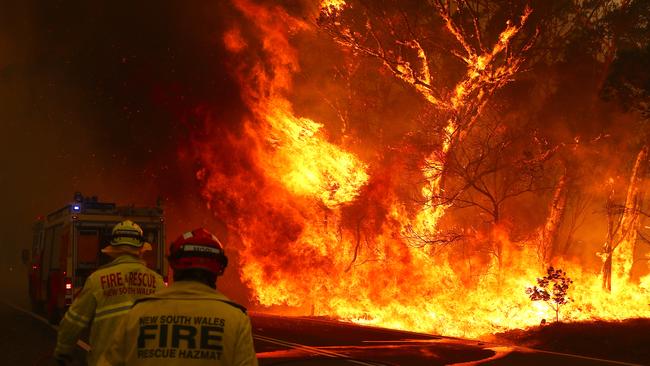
xmin=77 ymin=229 xmax=100 ymax=268
xmin=98 ymin=226 xmax=114 ymax=266
xmin=142 ymin=228 xmax=159 ymax=270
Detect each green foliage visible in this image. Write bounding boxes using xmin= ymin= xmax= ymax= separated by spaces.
xmin=526 ymin=266 xmax=573 ymax=322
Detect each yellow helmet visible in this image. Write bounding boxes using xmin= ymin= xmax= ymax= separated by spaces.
xmin=110 ymin=220 xmax=144 ymax=247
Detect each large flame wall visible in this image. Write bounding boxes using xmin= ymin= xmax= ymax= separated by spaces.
xmin=192 ymin=0 xmax=650 ymax=338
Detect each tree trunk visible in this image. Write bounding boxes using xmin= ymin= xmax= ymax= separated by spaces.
xmin=602 ymin=145 xmax=648 ymax=290
xmin=540 ymin=172 xmax=568 ymax=267
xmin=602 ymin=180 xmax=616 ymax=291
xmin=602 ymin=251 xmax=612 ymax=291
xmin=613 ymin=145 xmax=647 ymax=281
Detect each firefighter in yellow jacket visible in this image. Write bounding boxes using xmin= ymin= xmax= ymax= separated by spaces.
xmin=99 ymin=228 xmax=258 ymax=366
xmin=54 ymin=220 xmax=164 ymax=366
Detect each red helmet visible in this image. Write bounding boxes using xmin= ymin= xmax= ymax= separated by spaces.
xmin=168 ymin=228 xmax=228 ymax=276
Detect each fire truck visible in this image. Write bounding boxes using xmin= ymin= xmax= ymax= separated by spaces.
xmin=28 ymin=193 xmax=167 ymax=323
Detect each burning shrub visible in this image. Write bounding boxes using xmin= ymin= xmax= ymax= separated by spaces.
xmin=526 ymin=267 xmax=574 ymax=323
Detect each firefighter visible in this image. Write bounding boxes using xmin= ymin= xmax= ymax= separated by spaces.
xmin=99 ymin=228 xmax=258 ymax=366
xmin=54 ymin=220 xmax=164 ymax=366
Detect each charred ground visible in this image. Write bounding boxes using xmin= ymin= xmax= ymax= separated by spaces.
xmin=493 ymin=318 xmax=650 ymax=365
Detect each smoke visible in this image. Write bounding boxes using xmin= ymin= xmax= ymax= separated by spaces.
xmin=0 ymin=1 xmax=250 ymax=304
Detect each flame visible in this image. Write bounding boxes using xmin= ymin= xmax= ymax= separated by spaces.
xmin=193 ymin=0 xmax=650 ymax=340
xmin=320 ymin=0 xmax=347 ymax=16
xmin=259 ymin=100 xmax=368 ymax=208
xmin=450 ymin=7 xmax=532 ymax=110
xmin=221 ymin=0 xmax=368 ymax=210
xmin=223 ymin=28 xmax=247 ymax=53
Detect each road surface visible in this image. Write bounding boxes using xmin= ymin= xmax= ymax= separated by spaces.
xmin=0 ymin=302 xmax=641 ymax=365
xmin=250 ymin=313 xmax=640 ymax=366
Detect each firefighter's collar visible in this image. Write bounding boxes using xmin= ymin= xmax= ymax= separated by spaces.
xmin=168 ymin=280 xmax=228 ymax=298
xmin=99 ymin=254 xmax=146 ymax=269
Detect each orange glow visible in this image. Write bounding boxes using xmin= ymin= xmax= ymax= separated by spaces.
xmin=194 ymin=0 xmax=650 ymax=340
xmin=223 ymin=28 xmax=247 ymax=53
xmin=255 ymin=100 xmax=368 ymax=208
xmin=320 ymin=0 xmax=347 ymax=16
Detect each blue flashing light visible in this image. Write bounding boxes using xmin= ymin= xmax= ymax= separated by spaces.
xmin=72 ymin=204 xmax=81 ymax=213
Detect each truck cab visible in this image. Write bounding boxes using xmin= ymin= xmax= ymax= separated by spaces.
xmin=28 ymin=194 xmax=167 ymax=323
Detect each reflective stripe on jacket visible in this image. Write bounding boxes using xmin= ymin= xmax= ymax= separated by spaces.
xmin=99 ymin=281 xmax=258 ymax=366
xmin=55 ymin=255 xmax=164 ymax=366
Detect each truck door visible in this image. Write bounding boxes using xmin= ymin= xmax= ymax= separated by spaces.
xmin=76 ymin=228 xmax=101 ymax=287
xmin=29 ymin=225 xmax=44 ymax=307
xmin=45 ymin=224 xmax=64 ymax=323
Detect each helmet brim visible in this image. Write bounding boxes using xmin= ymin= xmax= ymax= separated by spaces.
xmin=109 ymin=238 xmax=145 ymax=246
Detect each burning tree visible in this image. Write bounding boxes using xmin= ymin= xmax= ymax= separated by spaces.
xmin=596 ymin=1 xmax=650 ymax=291
xmin=526 ymin=266 xmax=573 ymax=323
xmin=421 ymin=115 xmax=565 ymax=271
xmin=600 ymin=146 xmax=648 ymax=291
xmin=537 ymin=170 xmax=568 ymax=268
xmin=318 ymin=0 xmax=538 ymax=237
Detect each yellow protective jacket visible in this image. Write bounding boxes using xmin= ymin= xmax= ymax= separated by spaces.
xmin=99 ymin=281 xmax=258 ymax=366
xmin=55 ymin=255 xmax=164 ymax=365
